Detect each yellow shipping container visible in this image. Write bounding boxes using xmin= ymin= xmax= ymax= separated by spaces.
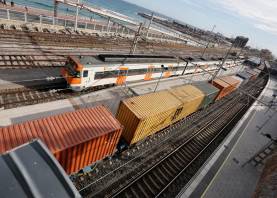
xmin=116 ymin=90 xmax=183 ymax=144
xmin=169 ymin=85 xmax=205 ymax=120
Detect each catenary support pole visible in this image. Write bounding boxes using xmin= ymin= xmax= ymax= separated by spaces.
xmin=146 ymin=12 xmax=154 ymax=38
xmin=74 ymin=0 xmax=80 ymax=31
xmin=201 ymin=25 xmax=216 ymax=58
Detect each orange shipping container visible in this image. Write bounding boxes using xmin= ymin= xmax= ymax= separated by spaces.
xmin=0 ymin=106 xmax=122 ymax=174
xmin=210 ymin=76 xmax=240 ymax=100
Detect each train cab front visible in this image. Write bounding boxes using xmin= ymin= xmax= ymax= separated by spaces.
xmin=61 ymin=56 xmax=84 ymax=91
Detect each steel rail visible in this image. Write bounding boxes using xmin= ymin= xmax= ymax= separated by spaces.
xmin=77 ymin=94 xmax=235 ymax=193
xmin=77 ymin=75 xmax=252 ymax=192
xmin=110 ymin=97 xmax=244 ymax=197
xmin=156 ymin=103 xmax=247 ymax=197
xmin=77 ymin=75 xmax=267 ymax=197
xmin=79 ymin=93 xmax=243 ymax=197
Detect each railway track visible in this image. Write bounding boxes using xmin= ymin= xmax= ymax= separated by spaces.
xmin=0 ymin=83 xmax=115 ymax=110
xmin=111 ymin=100 xmax=245 ymax=197
xmin=0 ymin=48 xmax=225 ymax=68
xmin=0 ymin=82 xmax=68 ymax=109
xmin=0 ymin=55 xmax=66 ymax=68
xmin=0 ymin=62 xmax=239 ymax=109
xmin=75 ymin=75 xmax=267 ymax=198
xmin=0 ymin=29 xmax=229 ymax=62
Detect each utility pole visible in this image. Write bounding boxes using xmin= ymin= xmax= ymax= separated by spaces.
xmin=54 ymin=0 xmax=58 ymax=17
xmin=201 ymin=25 xmax=216 ymax=58
xmin=211 ymin=43 xmax=234 ymax=81
xmin=74 ymin=0 xmax=80 ymax=31
xmin=181 ymin=61 xmax=189 ymax=75
xmin=106 ymin=17 xmax=111 ymax=32
xmin=145 ymin=12 xmax=154 ymax=38
xmin=154 ymin=65 xmax=167 ymax=92
xmin=129 ymin=23 xmax=143 ymax=54
xmin=211 ymin=36 xmax=248 ymax=81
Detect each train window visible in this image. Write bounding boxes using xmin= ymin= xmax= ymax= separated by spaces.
xmin=127 ymin=68 xmax=147 ymax=75
xmin=118 ymin=70 xmax=127 ymax=75
xmin=66 ymin=58 xmax=81 ymax=78
xmin=83 ymin=70 xmax=88 ymax=77
xmin=95 ymin=71 xmax=117 ymax=79
xmin=93 ymin=65 xmax=189 ymax=80
xmin=76 ymin=71 xmax=81 ymax=78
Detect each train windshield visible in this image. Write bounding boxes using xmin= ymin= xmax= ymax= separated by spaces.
xmin=66 ymin=58 xmax=81 ymax=78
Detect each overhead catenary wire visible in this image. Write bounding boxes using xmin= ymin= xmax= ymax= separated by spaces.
xmin=77 ymin=74 xmax=266 ymax=195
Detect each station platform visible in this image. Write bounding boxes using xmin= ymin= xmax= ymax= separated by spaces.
xmin=178 ymin=74 xmax=277 ymax=198
xmin=0 ymin=65 xmax=242 ymax=126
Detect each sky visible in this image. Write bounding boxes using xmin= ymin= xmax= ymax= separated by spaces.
xmin=124 ymin=0 xmax=277 ymax=56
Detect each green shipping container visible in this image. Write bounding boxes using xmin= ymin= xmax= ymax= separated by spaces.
xmin=194 ymin=82 xmax=220 ymax=109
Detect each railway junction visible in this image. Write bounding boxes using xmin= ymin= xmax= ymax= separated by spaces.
xmin=0 ymin=1 xmax=276 ymax=198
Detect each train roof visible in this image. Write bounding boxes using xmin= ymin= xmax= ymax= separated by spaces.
xmin=72 ymin=54 xmax=180 ymax=66
xmin=265 ymin=61 xmax=271 ymax=68
xmin=70 ymin=54 xmax=238 ymax=67
xmin=0 ymin=139 xmax=81 ymax=198
xmin=246 ymin=57 xmax=261 ymax=65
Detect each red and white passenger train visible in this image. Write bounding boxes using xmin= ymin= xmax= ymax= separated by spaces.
xmin=61 ymin=54 xmax=242 ymax=91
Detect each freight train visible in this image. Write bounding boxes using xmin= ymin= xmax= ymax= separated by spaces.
xmin=61 ymin=54 xmax=243 ymax=91
xmin=0 ymin=66 xmax=262 ymax=174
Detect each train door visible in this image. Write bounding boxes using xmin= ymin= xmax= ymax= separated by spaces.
xmin=116 ymin=67 xmax=128 ymax=85
xmin=144 ymin=65 xmax=154 ymax=80
xmin=163 ymin=65 xmax=173 ymax=78
xmin=82 ymin=70 xmax=92 ymax=88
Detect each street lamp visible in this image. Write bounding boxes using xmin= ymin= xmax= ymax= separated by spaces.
xmin=153 ymin=65 xmax=168 ymax=92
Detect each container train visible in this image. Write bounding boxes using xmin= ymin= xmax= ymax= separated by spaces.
xmin=61 ymin=54 xmax=243 ymax=91
xmin=0 ymin=67 xmax=262 ymax=174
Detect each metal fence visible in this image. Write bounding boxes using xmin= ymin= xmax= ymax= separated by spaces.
xmin=0 ymin=8 xmax=183 ymax=44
